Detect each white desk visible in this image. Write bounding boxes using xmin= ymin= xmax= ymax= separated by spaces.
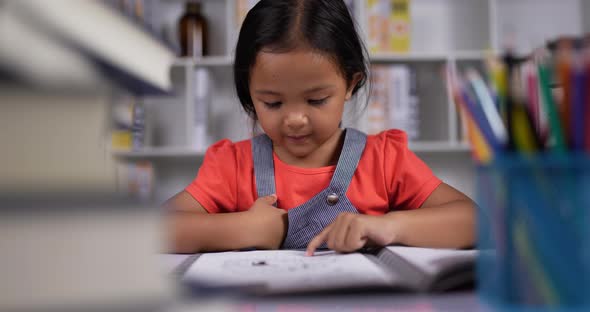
xmin=169 ymin=291 xmax=481 ymax=312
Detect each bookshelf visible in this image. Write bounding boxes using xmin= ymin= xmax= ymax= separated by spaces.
xmin=117 ymin=0 xmax=588 ymax=202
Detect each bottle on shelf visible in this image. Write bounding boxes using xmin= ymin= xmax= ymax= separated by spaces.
xmin=178 ymin=1 xmax=208 ymax=57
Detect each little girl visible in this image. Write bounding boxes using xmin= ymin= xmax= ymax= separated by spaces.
xmin=166 ymin=0 xmax=475 ymax=255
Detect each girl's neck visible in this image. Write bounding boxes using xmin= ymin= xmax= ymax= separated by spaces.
xmin=273 ymin=128 xmax=345 ymax=169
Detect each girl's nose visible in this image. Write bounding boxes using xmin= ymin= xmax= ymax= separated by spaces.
xmin=284 ymin=111 xmax=308 ymax=130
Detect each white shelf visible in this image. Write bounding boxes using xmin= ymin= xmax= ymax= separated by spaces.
xmin=173 ymin=56 xmax=234 ymax=67
xmin=409 ymin=142 xmax=471 ymax=153
xmin=112 ymin=142 xmax=470 ymax=159
xmin=112 ymin=147 xmax=205 ymax=159
xmin=371 ymin=52 xmax=448 ymax=62
xmin=173 ymin=53 xmax=486 ymax=68
xmin=370 ymin=51 xmax=487 ymax=63
xmin=111 ymin=141 xmax=470 ymax=159
xmin=452 ymin=50 xmax=490 ymax=61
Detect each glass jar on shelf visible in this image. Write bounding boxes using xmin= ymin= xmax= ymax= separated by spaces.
xmin=178 ymin=1 xmax=208 ymax=57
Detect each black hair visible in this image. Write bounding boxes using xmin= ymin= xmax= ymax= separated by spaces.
xmin=233 ymin=0 xmax=369 ymax=121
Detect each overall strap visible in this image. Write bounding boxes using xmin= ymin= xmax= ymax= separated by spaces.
xmin=328 ymin=128 xmax=367 ymax=193
xmin=252 ymin=134 xmax=276 ymax=198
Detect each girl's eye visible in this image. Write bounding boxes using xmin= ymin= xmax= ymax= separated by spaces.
xmin=308 ymin=97 xmax=329 ymax=106
xmin=263 ymin=101 xmax=282 ymax=109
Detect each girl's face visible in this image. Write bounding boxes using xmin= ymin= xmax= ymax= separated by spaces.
xmin=249 ymin=49 xmax=358 ymax=164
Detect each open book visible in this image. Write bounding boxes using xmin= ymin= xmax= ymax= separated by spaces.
xmin=177 ymin=246 xmax=477 ymax=295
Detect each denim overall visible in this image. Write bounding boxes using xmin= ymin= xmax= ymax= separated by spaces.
xmin=251 ymin=128 xmax=367 ymax=249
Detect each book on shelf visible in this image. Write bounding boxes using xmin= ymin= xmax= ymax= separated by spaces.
xmin=368 ymin=65 xmax=389 ymax=134
xmin=389 ymin=65 xmax=419 ymax=140
xmin=366 ymin=0 xmax=411 ymax=54
xmin=369 ymin=64 xmax=419 ymax=139
xmin=192 ymin=68 xmax=212 ymax=151
xmin=116 ymin=160 xmax=154 ymax=201
xmin=111 ymin=96 xmax=147 ymax=151
xmin=177 ymin=246 xmax=477 ymax=295
xmin=111 ymin=96 xmax=134 ymax=150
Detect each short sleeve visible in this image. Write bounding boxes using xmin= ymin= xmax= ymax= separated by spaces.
xmin=185 ymin=139 xmax=238 ymax=213
xmin=383 ymin=130 xmax=442 ymax=210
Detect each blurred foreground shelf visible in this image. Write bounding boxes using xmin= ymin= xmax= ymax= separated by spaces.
xmin=0 ymin=0 xmax=175 ymax=95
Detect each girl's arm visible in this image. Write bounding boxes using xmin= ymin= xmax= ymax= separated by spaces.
xmin=164 ymin=191 xmax=286 ymax=253
xmin=385 ymin=182 xmax=475 ymax=248
xmin=306 ymin=183 xmax=475 ymax=255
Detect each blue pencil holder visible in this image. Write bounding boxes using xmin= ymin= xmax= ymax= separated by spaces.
xmin=476 ymin=154 xmax=590 ymax=311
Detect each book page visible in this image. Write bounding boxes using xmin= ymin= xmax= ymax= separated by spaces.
xmin=183 ymin=250 xmax=394 ymax=293
xmin=385 ymin=246 xmax=477 ymax=276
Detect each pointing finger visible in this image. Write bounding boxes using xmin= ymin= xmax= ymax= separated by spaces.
xmin=306 ymin=224 xmax=332 ymax=256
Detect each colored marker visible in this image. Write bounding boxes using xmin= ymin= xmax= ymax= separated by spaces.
xmin=572 ymin=56 xmax=587 ymax=151
xmin=537 ymin=61 xmax=568 ymax=153
xmin=466 ymin=69 xmax=508 ymax=147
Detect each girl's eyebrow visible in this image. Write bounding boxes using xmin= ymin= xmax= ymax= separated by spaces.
xmin=254 ymin=90 xmax=281 ymax=95
xmin=304 ymin=85 xmax=335 ymax=93
xmin=254 ymin=85 xmax=334 ymax=95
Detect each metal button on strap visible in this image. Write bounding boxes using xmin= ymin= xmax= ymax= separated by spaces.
xmin=326 ymin=192 xmax=339 ymax=205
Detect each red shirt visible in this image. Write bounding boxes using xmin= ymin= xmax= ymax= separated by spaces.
xmin=186 ymin=129 xmax=441 ymax=214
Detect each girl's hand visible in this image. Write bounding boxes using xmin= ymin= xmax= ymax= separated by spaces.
xmin=306 ymin=212 xmax=397 ymax=256
xmin=247 ymin=194 xmax=287 ymax=249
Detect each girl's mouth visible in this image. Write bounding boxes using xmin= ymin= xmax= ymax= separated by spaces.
xmin=286 ymin=134 xmax=310 ymax=144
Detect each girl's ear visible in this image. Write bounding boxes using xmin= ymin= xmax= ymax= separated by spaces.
xmin=345 ymin=72 xmax=364 ymax=100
